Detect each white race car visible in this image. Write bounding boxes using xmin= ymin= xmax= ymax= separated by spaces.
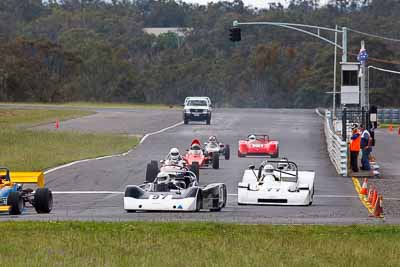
xmin=238 ymin=159 xmax=314 ymax=206
xmin=204 ymin=137 xmax=230 ymax=160
xmin=124 ymin=170 xmax=227 ymax=212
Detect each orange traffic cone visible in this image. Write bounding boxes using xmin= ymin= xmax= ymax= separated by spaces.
xmin=389 ymin=124 xmax=393 ymax=133
xmin=367 ymin=187 xmax=374 ymax=204
xmin=372 ymin=195 xmax=383 ymax=218
xmin=360 ymin=178 xmax=368 ymax=197
xmin=55 ymin=119 xmax=59 ymax=129
xmin=371 ymin=190 xmax=378 ymax=208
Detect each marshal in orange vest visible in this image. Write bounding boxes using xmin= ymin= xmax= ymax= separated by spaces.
xmin=350 ymin=130 xmax=361 ymax=152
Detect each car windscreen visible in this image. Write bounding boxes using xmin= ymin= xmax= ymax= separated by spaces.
xmin=187 ymin=100 xmax=207 ymax=106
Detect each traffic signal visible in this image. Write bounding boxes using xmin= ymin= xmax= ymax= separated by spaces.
xmin=229 ymin=27 xmax=241 ymax=42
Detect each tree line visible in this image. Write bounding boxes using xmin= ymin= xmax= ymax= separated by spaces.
xmin=0 ymin=0 xmax=399 ymax=107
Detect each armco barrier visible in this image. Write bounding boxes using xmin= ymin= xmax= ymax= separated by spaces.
xmin=324 ymin=112 xmax=348 ymax=176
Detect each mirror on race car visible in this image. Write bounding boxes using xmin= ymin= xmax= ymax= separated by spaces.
xmin=248 ymin=165 xmax=255 ymax=170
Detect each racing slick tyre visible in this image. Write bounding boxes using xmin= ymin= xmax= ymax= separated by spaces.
xmin=190 ymin=162 xmax=200 ymax=181
xmin=309 ymin=185 xmax=315 ymax=206
xmin=237 ymin=151 xmax=244 ymax=158
xmin=146 ymin=160 xmax=158 ymax=183
xmin=7 ymin=191 xmax=24 ymax=215
xmin=195 ymin=189 xmax=202 ymax=211
xmin=184 ymin=118 xmax=189 ymax=125
xmin=210 ymin=184 xmax=227 ymax=212
xmin=212 ymin=152 xmax=219 ymax=169
xmin=206 ymin=116 xmax=211 ymax=125
xmin=224 ymin=145 xmax=230 ymax=160
xmin=271 ymin=147 xmax=279 ymax=158
xmin=34 ymin=188 xmax=53 ymax=213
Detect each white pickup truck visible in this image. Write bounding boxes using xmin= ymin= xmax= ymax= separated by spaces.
xmin=183 ymin=97 xmax=212 ymax=125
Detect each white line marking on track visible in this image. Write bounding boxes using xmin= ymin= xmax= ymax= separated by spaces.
xmin=140 ymin=121 xmax=183 ymax=144
xmin=53 ymin=191 xmax=124 ymax=194
xmin=315 ymin=108 xmax=325 ymax=118
xmin=44 ymin=120 xmax=183 ymax=175
xmin=52 ymin=192 xmax=400 ymax=201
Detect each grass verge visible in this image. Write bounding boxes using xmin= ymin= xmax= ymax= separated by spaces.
xmin=0 ymin=109 xmax=138 ymax=170
xmin=379 ymin=123 xmax=400 ymax=128
xmin=0 ymin=222 xmax=399 ymax=266
xmin=0 ymin=101 xmax=179 ymax=110
xmin=0 ymin=108 xmax=93 ymax=127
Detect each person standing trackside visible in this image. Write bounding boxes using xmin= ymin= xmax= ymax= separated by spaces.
xmin=360 ymin=125 xmax=372 ymax=171
xmin=350 ymin=124 xmax=361 ymax=172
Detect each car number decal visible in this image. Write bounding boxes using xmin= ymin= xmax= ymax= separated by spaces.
xmin=149 ymin=195 xmax=169 ymax=200
xmin=251 ymin=144 xmax=264 ymax=148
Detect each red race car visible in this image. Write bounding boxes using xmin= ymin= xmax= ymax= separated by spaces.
xmin=183 ymin=139 xmax=220 ymax=170
xmin=238 ymin=134 xmax=279 ymax=158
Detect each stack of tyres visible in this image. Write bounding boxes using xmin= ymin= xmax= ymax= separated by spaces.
xmin=383 ymin=109 xmax=392 ymax=124
xmin=377 ymin=110 xmax=384 ymax=123
xmin=392 ymin=109 xmax=400 ymax=124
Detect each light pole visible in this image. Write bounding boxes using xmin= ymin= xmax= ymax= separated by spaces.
xmin=367 ymin=65 xmax=400 ymax=108
xmin=233 ymin=21 xmax=348 ymax=118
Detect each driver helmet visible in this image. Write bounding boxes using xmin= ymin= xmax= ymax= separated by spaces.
xmin=156 ymin=172 xmax=170 ymax=184
xmin=277 ymin=158 xmax=289 ymax=170
xmin=169 ymin=147 xmax=180 ymax=160
xmin=262 ymin=164 xmax=274 ymax=176
xmin=208 ymin=136 xmax=217 ymax=143
xmin=248 ymin=134 xmax=256 ymax=141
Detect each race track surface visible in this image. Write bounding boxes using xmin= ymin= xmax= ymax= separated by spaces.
xmin=1 ymin=108 xmax=388 ymax=224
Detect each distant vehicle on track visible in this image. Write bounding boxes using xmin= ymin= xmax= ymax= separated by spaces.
xmin=184 ymin=96 xmax=211 ymax=106
xmin=124 ymin=170 xmax=227 ymax=212
xmin=183 ymin=97 xmax=212 ymax=125
xmin=237 ymin=159 xmax=314 ymax=206
xmin=238 ymin=134 xmax=279 ymax=158
xmin=0 ymin=167 xmax=53 ymax=215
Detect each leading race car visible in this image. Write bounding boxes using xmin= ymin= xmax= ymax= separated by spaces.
xmin=204 ymin=136 xmax=230 ymax=160
xmin=237 ymin=159 xmax=314 ymax=206
xmin=0 ymin=167 xmax=53 ymax=215
xmin=124 ymin=170 xmax=227 ymax=212
xmin=238 ymin=134 xmax=279 ymax=158
xmin=183 ymin=139 xmax=219 ymax=169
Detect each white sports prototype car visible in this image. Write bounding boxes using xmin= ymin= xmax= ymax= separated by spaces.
xmin=238 ymin=159 xmax=315 ymax=206
xmin=124 ymin=170 xmax=226 ymax=212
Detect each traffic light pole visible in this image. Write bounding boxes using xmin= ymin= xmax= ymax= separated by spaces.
xmin=233 ymin=20 xmax=348 ymax=118
xmin=234 ymin=21 xmax=347 ymax=63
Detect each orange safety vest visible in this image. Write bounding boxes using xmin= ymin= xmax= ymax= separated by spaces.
xmin=350 ymin=132 xmax=361 ymax=152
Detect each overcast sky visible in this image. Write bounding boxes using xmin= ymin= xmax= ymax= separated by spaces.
xmin=181 ymin=0 xmax=330 ymax=9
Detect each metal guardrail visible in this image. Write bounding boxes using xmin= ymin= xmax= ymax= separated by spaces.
xmin=324 ymin=111 xmax=348 ymax=176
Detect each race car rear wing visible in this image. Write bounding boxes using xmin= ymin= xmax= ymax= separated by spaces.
xmin=10 ymin=172 xmax=45 ymax=187
xmin=0 ymin=167 xmax=45 ymax=187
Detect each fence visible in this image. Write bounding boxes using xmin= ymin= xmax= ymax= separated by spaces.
xmin=324 ymin=111 xmax=348 ymax=176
